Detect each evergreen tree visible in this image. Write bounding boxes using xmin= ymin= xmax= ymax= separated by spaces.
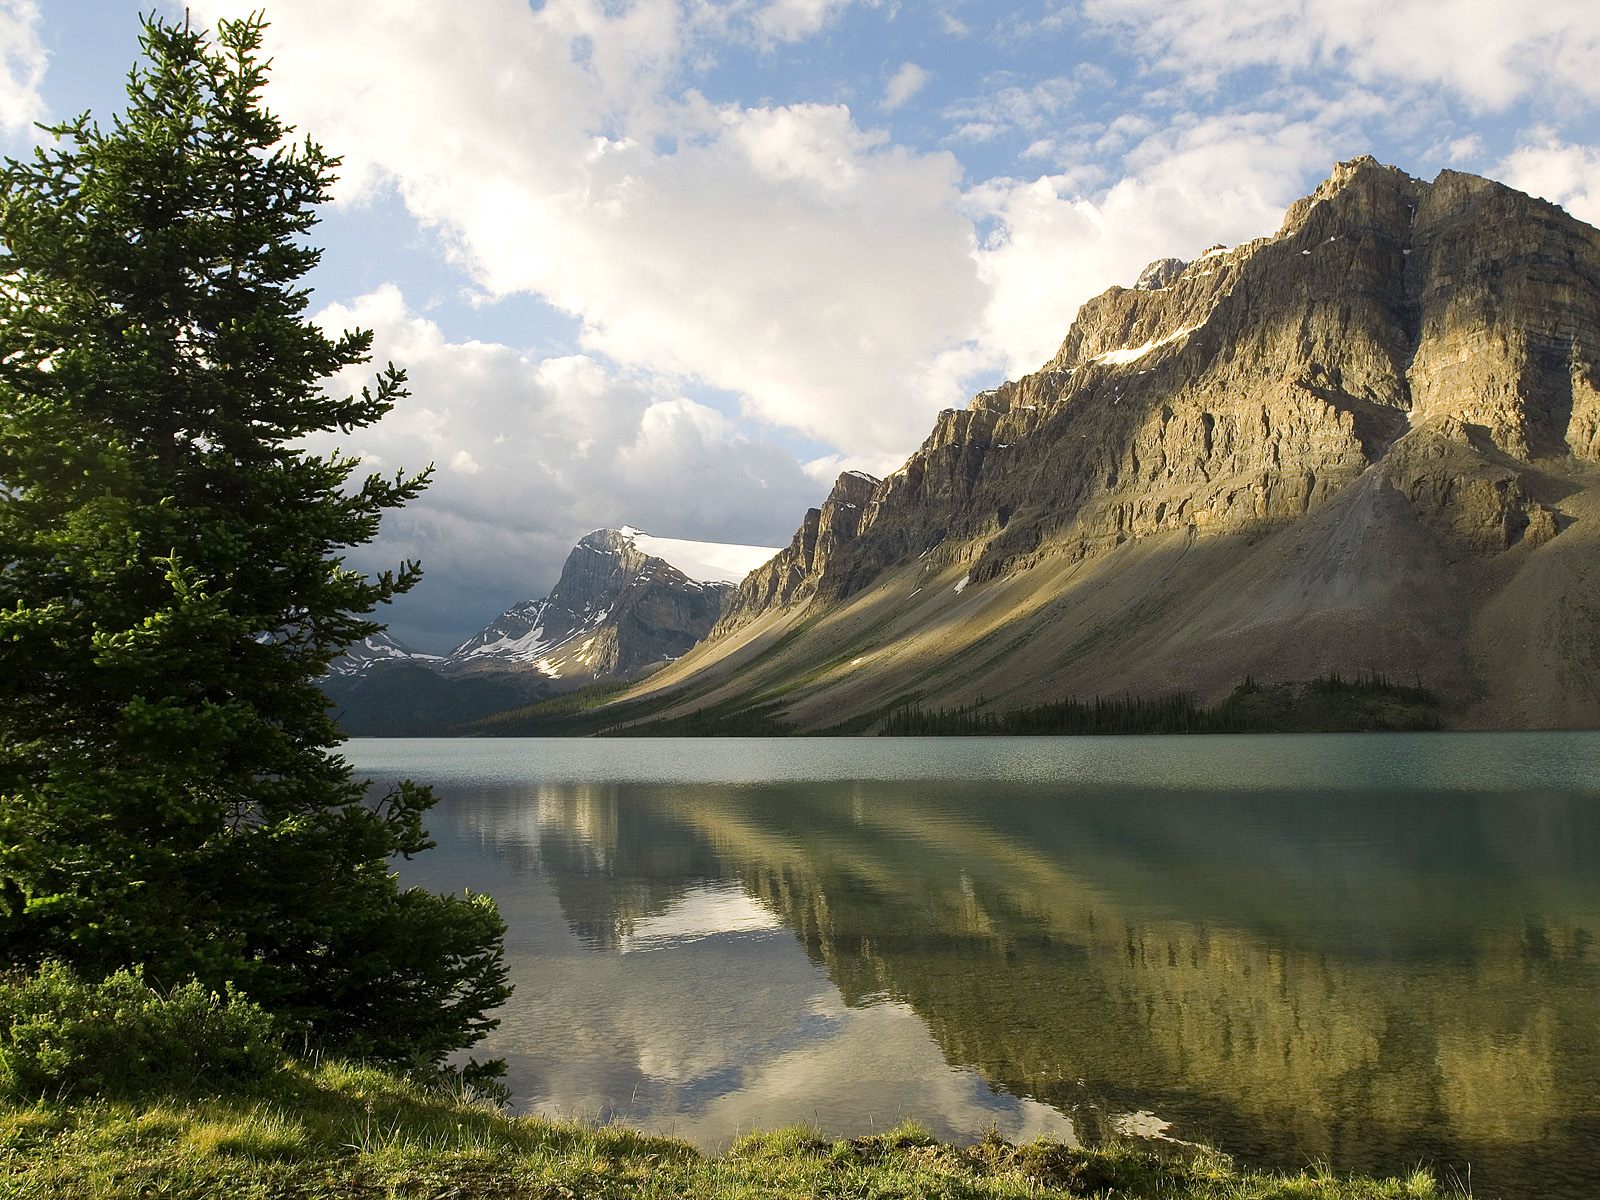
xmin=0 ymin=15 xmax=509 ymax=1068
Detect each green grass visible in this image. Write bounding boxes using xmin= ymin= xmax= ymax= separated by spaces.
xmin=0 ymin=1057 xmax=1463 ymax=1199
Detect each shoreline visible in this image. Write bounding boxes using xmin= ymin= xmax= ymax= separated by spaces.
xmin=4 ymin=1058 xmax=1462 ymax=1200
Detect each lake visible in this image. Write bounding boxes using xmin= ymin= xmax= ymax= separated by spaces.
xmin=347 ymin=734 xmax=1600 ymax=1200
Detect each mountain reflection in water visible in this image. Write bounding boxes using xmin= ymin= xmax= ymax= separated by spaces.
xmin=360 ymin=735 xmax=1600 ymax=1200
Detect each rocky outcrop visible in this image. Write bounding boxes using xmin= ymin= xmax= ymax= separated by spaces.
xmin=622 ymin=158 xmax=1600 ymax=731
xmin=716 ymin=470 xmax=879 ymax=628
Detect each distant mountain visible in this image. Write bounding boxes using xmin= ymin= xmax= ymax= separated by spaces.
xmin=446 ymin=527 xmax=775 ymax=677
xmin=324 ymin=632 xmax=440 ymax=677
xmin=603 ymin=157 xmax=1600 ymax=733
xmin=324 ymin=527 xmax=779 ymax=734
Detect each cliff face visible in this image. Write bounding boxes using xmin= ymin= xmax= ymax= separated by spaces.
xmin=782 ymin=158 xmax=1587 ymax=602
xmin=620 ymin=158 xmax=1600 ymax=730
xmin=716 ymin=470 xmax=879 ymax=629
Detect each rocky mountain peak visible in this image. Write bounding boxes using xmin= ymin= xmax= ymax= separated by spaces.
xmin=627 ymin=157 xmax=1600 ymax=732
xmin=325 ymin=525 xmax=781 ymax=733
xmin=1276 ymin=155 xmax=1422 ymax=237
xmin=447 ymin=526 xmax=746 ymax=678
xmin=1135 ymin=257 xmax=1189 ymax=291
xmin=324 ymin=631 xmax=439 ymax=677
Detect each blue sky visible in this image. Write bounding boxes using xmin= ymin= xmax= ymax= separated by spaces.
xmin=4 ymin=0 xmax=1599 ymax=648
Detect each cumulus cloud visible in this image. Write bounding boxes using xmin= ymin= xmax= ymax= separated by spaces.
xmin=1491 ymin=136 xmax=1600 ymax=230
xmin=748 ymin=0 xmax=858 ymax=45
xmin=882 ymin=62 xmax=930 ymax=110
xmin=311 ymin=286 xmax=823 ymax=649
xmin=174 ymin=0 xmax=1417 ymax=643
xmin=1084 ymin=0 xmax=1600 ymax=111
xmin=192 ymin=0 xmax=985 ymax=461
xmin=0 ymin=0 xmax=46 ymax=139
xmin=188 ymin=0 xmax=1407 ymax=475
xmin=1498 ymin=133 xmax=1600 ymax=228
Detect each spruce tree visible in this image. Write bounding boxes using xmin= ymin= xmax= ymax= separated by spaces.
xmin=0 ymin=14 xmax=509 ymax=1068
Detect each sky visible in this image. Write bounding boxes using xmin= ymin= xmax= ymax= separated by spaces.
xmin=4 ymin=0 xmax=1600 ymax=650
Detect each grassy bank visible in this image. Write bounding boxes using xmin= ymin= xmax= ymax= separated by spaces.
xmin=0 ymin=1057 xmax=1462 ymax=1200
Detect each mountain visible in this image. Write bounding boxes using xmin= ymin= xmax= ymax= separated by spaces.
xmin=446 ymin=527 xmax=774 ymax=678
xmin=607 ymin=157 xmax=1600 ymax=733
xmin=324 ymin=527 xmax=779 ymax=733
xmin=324 ymin=632 xmax=440 ymax=677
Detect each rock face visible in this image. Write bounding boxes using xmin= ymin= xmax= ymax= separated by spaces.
xmin=621 ymin=158 xmax=1600 ymax=731
xmin=716 ymin=470 xmax=879 ymax=629
xmin=324 ymin=528 xmax=777 ymax=733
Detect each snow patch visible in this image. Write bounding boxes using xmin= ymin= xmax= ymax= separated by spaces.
xmin=953 ymin=575 xmax=969 ymax=594
xmin=1092 ymin=324 xmax=1199 ymax=366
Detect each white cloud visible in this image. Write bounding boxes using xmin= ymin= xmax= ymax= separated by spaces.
xmin=942 ymin=72 xmax=1100 ymax=143
xmin=800 ymin=449 xmax=903 ymax=484
xmin=1084 ymin=0 xmax=1600 ymax=111
xmin=311 ymin=285 xmax=823 ymax=648
xmin=192 ymin=0 xmax=986 ymax=462
xmin=965 ymin=113 xmax=1340 ymax=377
xmin=1497 ymin=133 xmax=1600 ymax=228
xmin=749 ymin=0 xmax=856 ymax=44
xmin=882 ymin=61 xmax=930 ymax=110
xmin=1445 ymin=134 xmax=1484 ymax=165
xmin=187 ymin=0 xmax=1404 ymax=539
xmin=0 ymin=0 xmax=46 ymax=139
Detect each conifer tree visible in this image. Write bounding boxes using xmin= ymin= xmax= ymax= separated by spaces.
xmin=0 ymin=14 xmax=508 ymax=1068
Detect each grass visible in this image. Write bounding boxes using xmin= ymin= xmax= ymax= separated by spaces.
xmin=0 ymin=1056 xmax=1465 ymax=1199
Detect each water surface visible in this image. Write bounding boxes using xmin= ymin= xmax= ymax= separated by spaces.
xmin=350 ymin=734 xmax=1600 ymax=1200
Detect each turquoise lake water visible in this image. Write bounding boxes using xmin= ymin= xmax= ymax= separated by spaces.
xmin=347 ymin=734 xmax=1600 ymax=1199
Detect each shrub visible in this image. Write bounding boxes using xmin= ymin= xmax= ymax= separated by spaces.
xmin=0 ymin=962 xmax=281 ymax=1099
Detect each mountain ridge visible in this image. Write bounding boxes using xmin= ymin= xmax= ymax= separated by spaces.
xmin=323 ymin=527 xmax=779 ymax=733
xmin=602 ymin=157 xmax=1600 ymax=733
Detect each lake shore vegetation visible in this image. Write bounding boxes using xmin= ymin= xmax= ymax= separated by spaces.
xmin=0 ymin=1015 xmax=1459 ymax=1200
xmin=881 ymin=673 xmax=1441 ymax=736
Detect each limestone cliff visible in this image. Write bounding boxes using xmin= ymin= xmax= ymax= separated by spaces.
xmin=715 ymin=470 xmax=879 ymax=629
xmin=619 ymin=158 xmax=1600 ymax=731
